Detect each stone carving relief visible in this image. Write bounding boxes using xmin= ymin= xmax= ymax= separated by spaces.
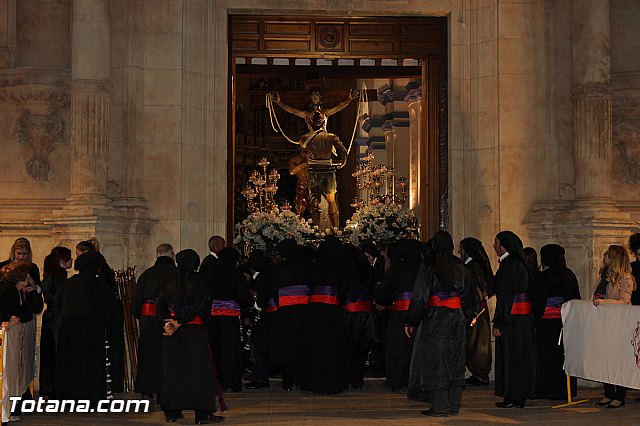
xmin=613 ymin=119 xmax=640 ymax=184
xmin=18 ymin=113 xmax=64 ymax=182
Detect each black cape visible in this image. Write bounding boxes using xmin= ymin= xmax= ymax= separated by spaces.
xmin=55 ymin=253 xmax=117 ymax=404
xmin=406 ymin=262 xmax=472 ymax=402
xmin=299 ymin=239 xmax=351 ymax=394
xmin=158 ymin=252 xmax=216 ymax=414
xmin=532 ymin=245 xmax=580 ymax=400
xmin=373 ymin=240 xmax=421 ymax=389
xmin=271 ymin=245 xmax=312 ymax=388
xmin=493 ymin=253 xmax=536 ymax=401
xmin=208 ymin=253 xmax=253 ymax=392
xmin=132 ymin=256 xmax=176 ymax=395
xmin=464 ymin=258 xmax=492 ymax=379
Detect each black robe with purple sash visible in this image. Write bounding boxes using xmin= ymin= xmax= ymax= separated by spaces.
xmin=493 ymin=255 xmax=536 ymax=402
xmin=532 ymin=265 xmax=580 ymax=399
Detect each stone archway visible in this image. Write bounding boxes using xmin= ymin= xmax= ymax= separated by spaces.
xmin=225 ymin=14 xmax=448 ymax=241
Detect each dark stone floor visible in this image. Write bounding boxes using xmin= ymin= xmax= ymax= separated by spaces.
xmin=13 ymin=378 xmax=640 ymax=425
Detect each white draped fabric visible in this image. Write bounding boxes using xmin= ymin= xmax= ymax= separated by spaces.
xmin=562 ymin=300 xmax=640 ymax=390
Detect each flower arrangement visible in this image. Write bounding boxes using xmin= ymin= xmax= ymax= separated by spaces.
xmin=344 ymin=200 xmax=419 ymax=245
xmin=233 ymin=208 xmax=315 ymax=256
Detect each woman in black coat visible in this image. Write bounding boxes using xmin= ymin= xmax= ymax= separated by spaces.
xmin=39 ymin=247 xmax=73 ymax=398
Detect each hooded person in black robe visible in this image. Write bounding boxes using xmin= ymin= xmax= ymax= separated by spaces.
xmin=459 ymin=237 xmax=494 ymax=386
xmin=532 ymin=244 xmax=580 ymax=400
xmin=299 ymin=236 xmax=352 ymax=394
xmin=343 ymin=244 xmax=378 ymax=390
xmin=271 ymin=239 xmax=312 ymax=391
xmin=55 ymin=251 xmax=117 ymax=405
xmin=131 ymin=243 xmax=176 ymax=399
xmin=373 ymin=239 xmax=421 ymax=390
xmin=245 ymin=250 xmax=276 ymax=389
xmin=406 ymin=231 xmax=474 ymax=417
xmin=208 ymin=247 xmax=254 ymax=392
xmin=492 ymin=231 xmax=536 ymax=408
xmin=75 ymin=240 xmax=125 ymax=394
xmin=363 ymin=242 xmax=388 ymax=378
xmin=158 ymin=249 xmax=223 ymax=424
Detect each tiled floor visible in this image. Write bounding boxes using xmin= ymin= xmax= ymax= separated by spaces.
xmin=14 ymin=379 xmax=640 ymax=425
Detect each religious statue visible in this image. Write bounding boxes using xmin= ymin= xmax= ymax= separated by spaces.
xmin=288 ymin=150 xmax=310 ymax=218
xmin=268 ymin=90 xmax=360 ymax=228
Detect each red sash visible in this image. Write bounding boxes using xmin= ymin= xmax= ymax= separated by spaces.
xmin=392 ymin=299 xmax=410 ymax=311
xmin=343 ymin=300 xmax=373 ymax=312
xmin=141 ymin=302 xmax=157 ymax=316
xmin=263 ymin=305 xmax=278 ymax=313
xmin=309 ymin=294 xmax=340 ymax=305
xmin=427 ymin=295 xmax=462 ymax=309
xmin=169 ymin=312 xmax=203 ymax=325
xmin=186 ymin=316 xmax=203 ymax=325
xmin=542 ymin=306 xmax=561 ymax=319
xmin=279 ymin=295 xmax=310 ymax=307
xmin=511 ymin=301 xmax=531 ymax=315
xmin=210 ymin=308 xmax=241 ymax=317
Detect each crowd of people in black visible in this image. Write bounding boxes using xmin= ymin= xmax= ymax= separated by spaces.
xmin=1 ymin=230 xmax=640 ymax=423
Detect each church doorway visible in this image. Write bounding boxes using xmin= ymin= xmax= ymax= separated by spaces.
xmin=227 ymin=15 xmax=448 ymax=242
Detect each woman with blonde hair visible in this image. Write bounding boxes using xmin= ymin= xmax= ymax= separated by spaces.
xmin=0 ymin=262 xmax=43 ymax=422
xmin=0 ymin=237 xmax=43 ymax=416
xmin=1 ymin=237 xmax=41 ymax=287
xmin=593 ymin=244 xmax=636 ymax=408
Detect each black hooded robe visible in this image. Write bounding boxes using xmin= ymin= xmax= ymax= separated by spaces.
xmin=131 ymin=255 xmax=176 ymax=396
xmin=373 ymin=239 xmax=421 ymax=389
xmin=464 ymin=258 xmax=492 ymax=381
xmin=406 ymin=262 xmax=472 ymax=410
xmin=343 ymin=247 xmax=377 ymax=389
xmin=493 ymin=233 xmax=536 ymax=404
xmin=271 ymin=242 xmax=312 ymax=390
xmin=299 ymin=238 xmax=351 ymax=394
xmin=208 ymin=248 xmax=254 ymax=392
xmin=532 ymin=245 xmax=581 ymax=400
xmin=55 ymin=252 xmax=117 ymax=405
xmin=158 ymin=250 xmax=217 ymax=420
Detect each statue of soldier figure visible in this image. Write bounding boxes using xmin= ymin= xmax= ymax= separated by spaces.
xmin=270 ymin=90 xmax=359 ymax=229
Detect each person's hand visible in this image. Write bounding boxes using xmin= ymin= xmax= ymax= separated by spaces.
xmin=163 ymin=319 xmax=181 ymax=336
xmin=350 ymin=89 xmax=361 ymax=100
xmin=492 ymin=327 xmax=502 ymax=337
xmin=1 ymin=321 xmax=10 ymax=330
xmin=404 ymin=325 xmax=414 ymax=339
xmin=270 ymin=92 xmax=280 ymax=103
xmin=593 ymin=298 xmax=603 ymax=306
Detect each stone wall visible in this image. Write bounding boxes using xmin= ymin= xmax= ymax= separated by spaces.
xmin=0 ymin=0 xmax=639 ymax=288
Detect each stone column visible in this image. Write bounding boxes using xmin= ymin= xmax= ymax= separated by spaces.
xmin=405 ymin=84 xmax=423 ymax=212
xmin=572 ymin=0 xmax=612 ymax=204
xmin=68 ymin=0 xmax=110 ymax=207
